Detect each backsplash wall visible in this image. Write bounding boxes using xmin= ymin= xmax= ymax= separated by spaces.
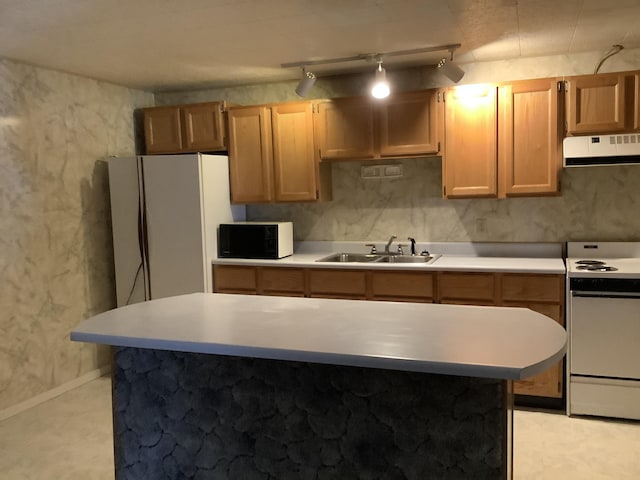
xmin=0 ymin=58 xmax=153 ymax=413
xmin=158 ymin=49 xmax=640 ymax=243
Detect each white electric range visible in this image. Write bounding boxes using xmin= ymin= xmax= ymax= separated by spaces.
xmin=566 ymin=242 xmax=640 ymax=420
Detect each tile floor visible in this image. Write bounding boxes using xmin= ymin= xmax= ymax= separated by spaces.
xmin=0 ymin=376 xmax=639 ymax=479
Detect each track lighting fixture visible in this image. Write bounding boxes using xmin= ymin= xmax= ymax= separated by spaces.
xmin=281 ymin=43 xmax=463 ymax=94
xmin=370 ymin=58 xmax=390 ymax=99
xmin=295 ymin=68 xmax=316 ymax=97
xmin=437 ymin=58 xmax=465 ymax=83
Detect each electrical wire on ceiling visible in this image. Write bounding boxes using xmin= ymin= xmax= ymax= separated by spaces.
xmin=593 ymin=45 xmax=624 ymax=74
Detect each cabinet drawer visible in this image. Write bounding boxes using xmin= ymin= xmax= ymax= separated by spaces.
xmin=308 ymin=269 xmax=367 ymax=299
xmin=438 ymin=272 xmax=496 ymax=303
xmin=213 ymin=265 xmax=257 ymax=293
xmin=501 ymin=274 xmax=563 ymax=303
xmin=503 ymin=302 xmax=562 ymax=324
xmin=370 ymin=271 xmax=434 ymax=302
xmin=261 ymin=267 xmax=305 ymax=296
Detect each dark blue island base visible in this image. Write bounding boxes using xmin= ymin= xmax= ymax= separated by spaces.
xmin=113 ymin=347 xmax=513 ymax=479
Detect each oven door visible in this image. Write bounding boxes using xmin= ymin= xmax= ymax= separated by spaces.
xmin=570 ymin=291 xmax=640 ymax=379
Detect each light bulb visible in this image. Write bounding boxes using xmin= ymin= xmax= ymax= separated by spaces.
xmin=371 ymin=63 xmax=390 ymax=99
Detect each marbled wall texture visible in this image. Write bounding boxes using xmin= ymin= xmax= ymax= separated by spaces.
xmin=159 ymin=48 xmax=640 ymax=243
xmin=114 ymin=347 xmax=510 ymax=480
xmin=4 ymin=48 xmax=640 ymax=414
xmin=0 ymin=58 xmax=153 ymax=412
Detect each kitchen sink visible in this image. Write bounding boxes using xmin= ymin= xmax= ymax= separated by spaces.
xmin=315 ymin=252 xmax=438 ymax=264
xmin=379 ymin=255 xmax=435 ymax=263
xmin=315 ymin=253 xmax=384 ymax=263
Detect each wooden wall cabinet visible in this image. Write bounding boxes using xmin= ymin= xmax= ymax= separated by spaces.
xmin=227 ymin=102 xmax=331 ymax=204
xmin=315 ymin=90 xmax=441 ymax=161
xmin=315 ymin=97 xmax=375 ymax=160
xmin=498 ymin=78 xmax=563 ymax=197
xmin=443 ymin=84 xmax=499 ymax=198
xmin=143 ymin=102 xmax=228 ymax=154
xmin=444 ymin=79 xmax=562 ymax=199
xmin=565 ymin=73 xmax=628 ymax=135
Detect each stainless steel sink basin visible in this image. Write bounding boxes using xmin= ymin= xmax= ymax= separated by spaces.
xmin=315 ymin=253 xmax=384 ymax=263
xmin=379 ymin=255 xmax=435 ymax=263
xmin=315 ymin=252 xmax=438 ymax=264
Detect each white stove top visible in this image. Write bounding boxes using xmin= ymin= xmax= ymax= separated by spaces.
xmin=567 ymin=242 xmax=640 ymax=278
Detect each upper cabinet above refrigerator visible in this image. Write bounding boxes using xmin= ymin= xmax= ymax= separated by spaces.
xmin=143 ymin=102 xmax=231 ymax=154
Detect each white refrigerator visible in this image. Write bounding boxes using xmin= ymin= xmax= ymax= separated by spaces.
xmin=107 ymin=154 xmax=245 ymax=307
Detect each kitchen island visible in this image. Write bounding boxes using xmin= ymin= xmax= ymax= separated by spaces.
xmin=71 ymin=293 xmax=566 ymax=479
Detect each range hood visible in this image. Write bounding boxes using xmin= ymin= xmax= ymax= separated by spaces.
xmin=563 ymin=134 xmax=640 ymax=167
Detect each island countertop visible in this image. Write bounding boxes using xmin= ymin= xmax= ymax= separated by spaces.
xmin=71 ymin=293 xmax=566 ymax=381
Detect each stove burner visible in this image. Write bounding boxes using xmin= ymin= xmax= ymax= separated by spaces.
xmin=576 ymin=260 xmax=606 ymax=266
xmin=577 ymin=265 xmax=619 ymax=272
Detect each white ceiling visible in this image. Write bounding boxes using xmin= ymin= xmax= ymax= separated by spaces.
xmin=1 ymin=0 xmax=639 ymax=92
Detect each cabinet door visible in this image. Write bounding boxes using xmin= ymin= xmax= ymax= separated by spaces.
xmin=444 ymin=85 xmax=498 ymax=198
xmin=308 ymin=269 xmax=367 ymax=299
xmin=635 ymin=73 xmax=640 ymax=131
xmin=182 ymin=103 xmax=226 ymax=151
xmin=227 ymin=106 xmax=274 ymax=203
xmin=213 ymin=265 xmax=257 ymax=294
xmin=271 ymin=102 xmax=318 ymax=202
xmin=369 ymin=271 xmax=435 ymax=303
xmin=501 ymin=273 xmax=564 ymax=304
xmin=260 ymin=267 xmax=306 ymax=297
xmin=144 ymin=106 xmax=183 ymax=154
xmin=437 ymin=271 xmax=497 ymax=305
xmin=315 ymin=97 xmax=375 ymax=160
xmin=505 ymin=302 xmax=564 ymax=398
xmin=498 ymin=79 xmax=562 ymax=197
xmin=566 ymin=74 xmax=626 ymax=134
xmin=378 ymin=90 xmax=440 ymax=157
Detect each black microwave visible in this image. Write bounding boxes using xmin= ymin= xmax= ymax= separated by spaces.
xmin=218 ymin=222 xmax=294 ymax=259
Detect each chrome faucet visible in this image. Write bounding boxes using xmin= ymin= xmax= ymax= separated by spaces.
xmin=384 ymin=235 xmax=397 ymax=254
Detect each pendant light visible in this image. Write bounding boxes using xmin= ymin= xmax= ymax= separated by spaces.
xmin=371 ymin=58 xmax=390 ymax=99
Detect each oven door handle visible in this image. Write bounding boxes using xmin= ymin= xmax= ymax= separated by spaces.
xmin=572 ymin=291 xmax=640 ymax=299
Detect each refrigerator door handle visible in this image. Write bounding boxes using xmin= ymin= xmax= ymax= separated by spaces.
xmin=138 ymin=157 xmax=151 ymax=301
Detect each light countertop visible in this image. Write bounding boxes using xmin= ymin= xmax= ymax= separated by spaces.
xmin=71 ymin=293 xmax=567 ymax=381
xmin=212 ymin=241 xmax=566 ymax=274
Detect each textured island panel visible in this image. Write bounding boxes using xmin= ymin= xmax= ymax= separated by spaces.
xmin=113 ymin=347 xmax=511 ymax=479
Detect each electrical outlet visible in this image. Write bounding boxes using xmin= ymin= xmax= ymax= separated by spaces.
xmin=476 ymin=218 xmax=487 ymax=233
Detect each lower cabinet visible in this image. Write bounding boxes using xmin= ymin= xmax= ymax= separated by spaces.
xmin=213 ymin=265 xmax=564 ymax=399
xmin=437 ymin=271 xmax=496 ymax=305
xmin=308 ymin=269 xmax=368 ymax=299
xmin=438 ymin=271 xmax=565 ymax=398
xmin=212 ymin=265 xmax=257 ymax=294
xmin=369 ymin=271 xmax=435 ymax=302
xmin=214 ymin=265 xmax=435 ymax=302
xmin=261 ymin=267 xmax=306 ymax=297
